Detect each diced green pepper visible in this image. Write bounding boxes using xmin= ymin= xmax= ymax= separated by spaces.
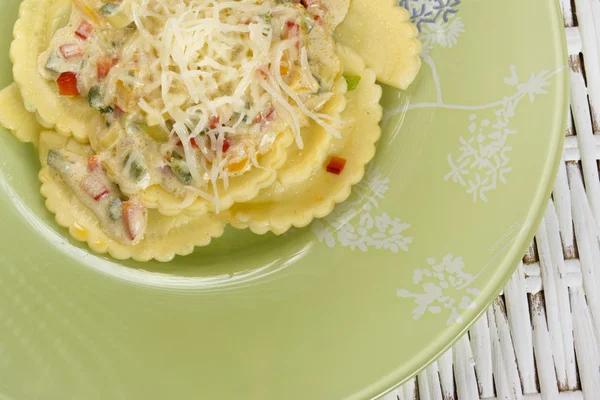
xmin=88 ymin=86 xmax=113 ymax=114
xmin=45 ymin=52 xmax=62 ymax=73
xmin=47 ymin=150 xmax=62 ymax=169
xmin=108 ymin=198 xmax=123 ymax=220
xmin=100 ymin=2 xmax=120 ymax=16
xmin=170 ymin=160 xmax=192 ymax=185
xmin=100 ymin=2 xmax=133 ymax=28
xmin=344 ymin=76 xmax=361 ymax=91
xmin=302 ymin=14 xmax=315 ymax=33
xmin=124 ymin=152 xmax=148 ymax=182
xmin=137 ymin=123 xmax=169 ymax=142
xmin=47 ymin=150 xmax=71 ymax=173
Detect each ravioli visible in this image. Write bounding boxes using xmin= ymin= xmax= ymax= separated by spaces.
xmin=227 ymin=44 xmax=382 ymax=234
xmin=38 ymin=131 xmax=225 ymax=262
xmin=137 ymin=130 xmax=295 ymax=217
xmin=11 ymin=0 xmax=103 ymax=141
xmin=334 ymin=0 xmax=421 ymax=90
xmin=0 ymin=0 xmax=421 ymax=260
xmin=0 ymin=83 xmax=44 ymax=146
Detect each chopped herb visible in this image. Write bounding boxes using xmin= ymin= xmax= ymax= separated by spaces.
xmin=345 ymin=76 xmax=361 ymax=91
xmin=263 ymin=12 xmax=272 ymax=24
xmin=108 ymin=198 xmax=123 ymax=220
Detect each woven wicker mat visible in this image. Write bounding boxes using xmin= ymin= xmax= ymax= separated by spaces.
xmin=384 ymin=1 xmax=600 ymax=399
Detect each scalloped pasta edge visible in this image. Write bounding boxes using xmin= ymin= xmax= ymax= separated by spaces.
xmin=11 ymin=0 xmax=101 ymax=142
xmin=138 ymin=128 xmax=295 ymax=216
xmin=38 ymin=150 xmax=226 ymax=262
xmin=333 ymin=0 xmax=421 ymax=90
xmin=0 ymin=83 xmax=44 ymax=146
xmin=227 ymin=44 xmax=382 ymax=235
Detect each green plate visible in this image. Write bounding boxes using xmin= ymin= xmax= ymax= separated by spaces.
xmin=0 ymin=0 xmax=567 ymax=399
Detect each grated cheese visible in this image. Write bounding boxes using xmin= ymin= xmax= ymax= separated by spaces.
xmin=58 ymin=0 xmax=344 ymax=212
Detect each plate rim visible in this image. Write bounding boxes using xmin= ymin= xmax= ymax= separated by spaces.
xmin=368 ymin=2 xmax=569 ymax=397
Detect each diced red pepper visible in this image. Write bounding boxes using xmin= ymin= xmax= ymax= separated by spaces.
xmin=56 ymin=72 xmax=80 ymax=96
xmin=222 ymin=138 xmax=232 ymax=153
xmin=60 ymin=44 xmax=82 ymax=59
xmin=88 ymin=155 xmax=100 ymax=172
xmin=284 ymin=21 xmax=300 ymax=39
xmin=114 ymin=104 xmax=126 ymax=116
xmin=265 ymin=107 xmax=276 ymax=121
xmin=122 ymin=201 xmax=146 ymax=241
xmin=97 ymin=57 xmax=118 ymax=80
xmin=176 ymin=138 xmax=200 ymax=148
xmin=208 ymin=116 xmax=220 ymax=129
xmin=75 ymin=21 xmax=94 ymax=40
xmin=326 ymin=157 xmax=347 ymax=175
xmin=258 ymin=67 xmax=269 ymax=80
xmin=80 ymin=175 xmax=109 ymax=201
xmin=254 ymin=107 xmax=276 ymax=125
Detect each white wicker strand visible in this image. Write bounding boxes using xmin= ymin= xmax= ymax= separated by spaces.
xmin=487 ymin=308 xmax=513 ymax=400
xmin=570 ymin=286 xmax=600 ymax=400
xmin=560 ymin=0 xmax=574 ymax=27
xmin=491 ymin=299 xmax=523 ymax=399
xmin=481 ymin=392 xmax=583 ymax=400
xmin=522 ymin=259 xmax=583 ymax=289
xmin=437 ymin=349 xmax=455 ymax=400
xmin=417 ymin=366 xmax=434 ymax=400
xmin=453 ymin=335 xmax=479 ymax=400
xmin=565 ymin=27 xmax=582 ymax=54
xmin=569 ymin=69 xmax=600 ymax=241
xmin=529 ymin=293 xmax=560 ymax=399
xmin=427 ymin=362 xmax=444 ymax=400
xmin=534 ymin=219 xmax=569 ymax=389
xmin=543 ymin=201 xmax=578 ymax=389
xmin=502 ymin=263 xmax=536 ymax=394
xmin=593 ymin=2 xmax=600 ymax=47
xmin=402 ymin=376 xmax=416 ymax=400
xmin=470 ymin=314 xmax=495 ymax=398
xmin=566 ymin=163 xmax=600 ymax=353
xmin=573 ymin=0 xmax=600 ymax=131
xmin=550 ymin=156 xmax=575 ymax=257
xmin=563 ymin=135 xmax=600 ymax=161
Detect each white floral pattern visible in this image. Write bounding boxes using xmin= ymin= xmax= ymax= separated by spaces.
xmin=396 ymin=254 xmax=480 ymax=325
xmin=444 ymin=67 xmax=559 ymax=202
xmin=420 ymin=16 xmax=464 ymax=50
xmin=385 ymin=0 xmax=565 ymax=203
xmin=311 ymin=167 xmax=413 ymax=253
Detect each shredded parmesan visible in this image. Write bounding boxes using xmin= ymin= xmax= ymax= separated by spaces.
xmin=65 ymin=0 xmax=344 ymax=212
